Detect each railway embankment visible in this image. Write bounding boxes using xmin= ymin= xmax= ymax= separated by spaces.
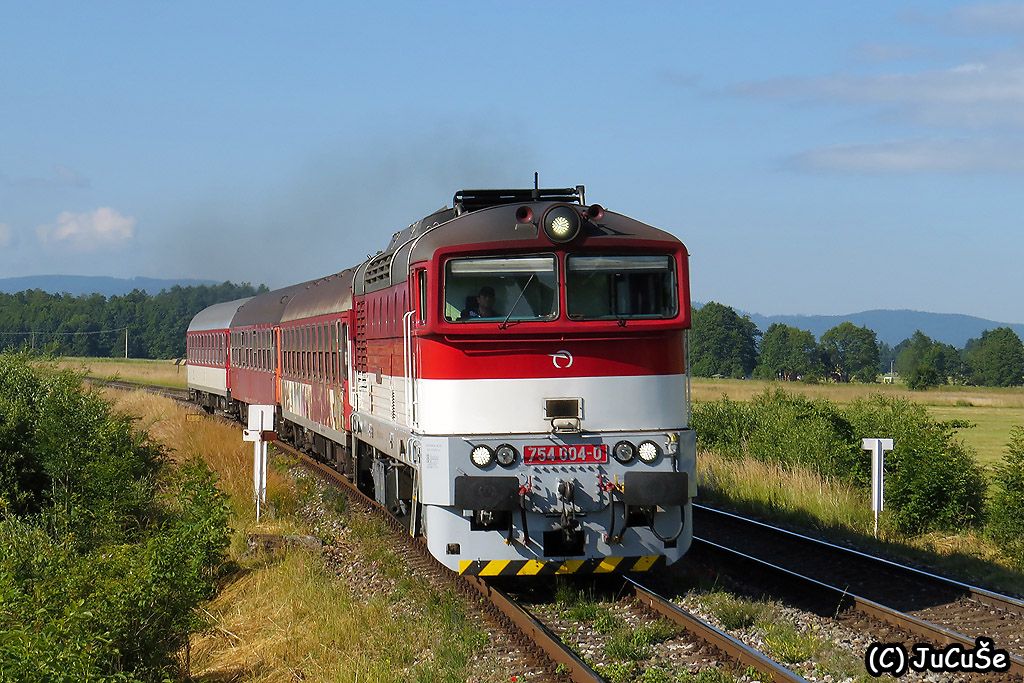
xmin=103 ymin=384 xmax=538 ymax=682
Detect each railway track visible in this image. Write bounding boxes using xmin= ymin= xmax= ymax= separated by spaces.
xmin=98 ymin=379 xmax=810 ymax=682
xmin=692 ymin=503 xmax=1024 ymax=678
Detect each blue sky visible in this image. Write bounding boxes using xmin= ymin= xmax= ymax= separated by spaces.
xmin=2 ymin=2 xmax=1023 ymax=322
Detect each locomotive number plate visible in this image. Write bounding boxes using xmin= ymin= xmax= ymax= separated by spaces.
xmin=524 ymin=444 xmax=608 ymax=465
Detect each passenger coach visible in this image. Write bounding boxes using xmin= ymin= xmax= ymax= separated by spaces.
xmin=187 ymin=185 xmax=697 ymax=576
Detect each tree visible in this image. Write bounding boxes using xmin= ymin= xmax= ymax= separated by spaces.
xmin=895 ymin=330 xmax=963 ymax=389
xmin=689 ymin=302 xmax=760 ymax=378
xmin=964 ymin=327 xmax=1024 ymax=387
xmin=819 ymin=322 xmax=879 ymax=383
xmin=755 ymin=323 xmax=820 ymax=381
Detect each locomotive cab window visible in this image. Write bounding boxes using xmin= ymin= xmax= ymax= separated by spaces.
xmin=567 ymin=254 xmax=678 ymax=320
xmin=444 ymin=255 xmax=557 ymax=323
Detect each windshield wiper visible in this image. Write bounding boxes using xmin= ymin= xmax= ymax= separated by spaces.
xmin=500 ymin=274 xmax=535 ymax=329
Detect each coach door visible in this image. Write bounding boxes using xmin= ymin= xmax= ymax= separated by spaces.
xmin=340 ymin=320 xmax=352 ymax=430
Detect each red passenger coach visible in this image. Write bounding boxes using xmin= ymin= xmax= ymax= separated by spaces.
xmin=188 ymin=185 xmax=697 ymax=576
xmin=186 ymin=297 xmax=251 ymax=412
xmin=228 ymin=282 xmax=310 ymax=408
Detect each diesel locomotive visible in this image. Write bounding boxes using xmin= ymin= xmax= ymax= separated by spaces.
xmin=186 ymin=185 xmax=696 ymax=575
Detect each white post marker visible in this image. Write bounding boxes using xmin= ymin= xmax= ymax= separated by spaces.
xmin=862 ymin=438 xmax=894 ymax=538
xmin=243 ymin=405 xmax=277 ymax=522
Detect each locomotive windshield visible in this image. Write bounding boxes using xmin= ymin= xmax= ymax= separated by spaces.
xmin=444 ymin=255 xmax=557 ymax=322
xmin=567 ymin=254 xmax=677 ymax=320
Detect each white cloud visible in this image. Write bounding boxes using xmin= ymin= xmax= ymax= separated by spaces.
xmin=789 ymin=138 xmax=1024 ymax=173
xmin=36 ymin=208 xmax=136 ymax=251
xmin=736 ymin=58 xmax=1024 ymax=128
xmin=949 ymin=3 xmax=1024 ymax=32
xmin=0 ymin=223 xmax=10 ymax=248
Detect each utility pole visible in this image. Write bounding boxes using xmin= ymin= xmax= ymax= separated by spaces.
xmin=125 ymin=327 xmax=129 ymax=359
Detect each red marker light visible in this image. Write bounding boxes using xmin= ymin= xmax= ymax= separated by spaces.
xmin=515 ymin=205 xmax=534 ymax=223
xmin=586 ymin=204 xmax=605 ymax=220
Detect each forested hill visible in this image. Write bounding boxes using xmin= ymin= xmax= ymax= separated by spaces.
xmin=0 ymin=282 xmax=266 ymax=359
xmin=689 ymin=303 xmax=1024 ymax=348
xmin=0 ymin=275 xmax=218 ymax=297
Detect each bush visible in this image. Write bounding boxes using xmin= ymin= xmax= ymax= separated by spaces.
xmin=694 ymin=387 xmax=987 ymax=535
xmin=693 ymin=389 xmax=862 ymax=483
xmin=845 ymin=396 xmax=985 ymax=534
xmin=988 ymin=426 xmax=1024 ymax=568
xmin=0 ymin=354 xmax=230 ymax=681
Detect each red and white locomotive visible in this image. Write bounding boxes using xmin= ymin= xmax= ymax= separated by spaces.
xmin=187 ymin=185 xmax=696 ymax=575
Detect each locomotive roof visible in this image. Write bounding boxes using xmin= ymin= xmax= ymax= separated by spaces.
xmin=187 ymin=297 xmax=253 ymax=332
xmin=280 ymin=269 xmax=356 ymax=323
xmin=231 ymin=280 xmax=316 ymax=328
xmin=353 ymin=198 xmax=683 ymax=294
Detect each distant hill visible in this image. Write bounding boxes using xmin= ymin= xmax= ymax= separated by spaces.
xmin=0 ymin=275 xmax=218 ymax=297
xmin=741 ymin=308 xmax=1024 ymax=348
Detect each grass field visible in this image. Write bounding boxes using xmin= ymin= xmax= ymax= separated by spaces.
xmin=58 ymin=359 xmax=1024 ymax=466
xmin=692 ymin=377 xmax=1024 ymax=468
xmin=58 ymin=356 xmax=187 ymax=389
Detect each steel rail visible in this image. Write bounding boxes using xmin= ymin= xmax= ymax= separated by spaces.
xmin=693 ymin=537 xmax=1024 ymax=678
xmin=622 ymin=576 xmax=809 ymax=683
xmin=695 ymin=503 xmax=1024 ymax=615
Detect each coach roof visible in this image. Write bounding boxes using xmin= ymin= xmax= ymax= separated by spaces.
xmin=187 ymin=297 xmax=252 ymax=333
xmin=280 ymin=269 xmax=356 ymax=323
xmin=231 ymin=281 xmax=315 ymax=328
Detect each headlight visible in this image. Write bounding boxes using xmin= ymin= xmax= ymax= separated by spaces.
xmin=495 ymin=444 xmax=518 ymax=467
xmin=471 ymin=445 xmax=494 ymax=468
xmin=638 ymin=440 xmax=661 ymax=464
xmin=613 ymin=440 xmax=635 ymax=464
xmin=543 ymin=206 xmax=581 ymax=243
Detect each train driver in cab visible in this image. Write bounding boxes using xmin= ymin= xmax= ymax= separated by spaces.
xmin=462 ymin=286 xmax=501 ymax=319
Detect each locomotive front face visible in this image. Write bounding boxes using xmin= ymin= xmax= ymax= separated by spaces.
xmin=409 ymin=211 xmax=696 ymax=575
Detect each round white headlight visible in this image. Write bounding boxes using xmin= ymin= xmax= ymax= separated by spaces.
xmin=495 ymin=444 xmax=517 ymax=467
xmin=543 ymin=206 xmax=581 ymax=243
xmin=470 ymin=445 xmax=494 ymax=468
xmin=638 ymin=440 xmax=661 ymax=464
xmin=613 ymin=440 xmax=635 ymax=464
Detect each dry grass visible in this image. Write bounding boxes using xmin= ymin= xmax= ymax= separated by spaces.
xmin=62 ymin=356 xmax=187 ymax=389
xmin=698 ymin=450 xmax=875 ymax=534
xmin=692 ymin=377 xmax=1024 ymax=408
xmin=106 ymin=389 xmax=298 ymax=533
xmin=104 ymin=387 xmax=489 ymax=682
xmin=697 ymin=450 xmax=1024 ymax=594
xmin=188 ymin=551 xmax=476 ymax=683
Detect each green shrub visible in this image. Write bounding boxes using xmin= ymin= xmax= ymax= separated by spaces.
xmin=0 ymin=354 xmax=230 ymax=681
xmin=845 ymin=396 xmax=986 ymax=534
xmin=988 ymin=426 xmax=1024 ymax=568
xmin=693 ymin=389 xmax=862 ymax=483
xmin=701 ymin=592 xmax=766 ymax=630
xmin=760 ymin=622 xmax=822 ymax=664
xmin=593 ymin=609 xmax=622 ymax=634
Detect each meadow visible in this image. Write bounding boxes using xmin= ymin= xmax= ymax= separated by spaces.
xmin=59 ymin=356 xmax=188 ymax=389
xmin=692 ymin=377 xmax=1024 ymax=469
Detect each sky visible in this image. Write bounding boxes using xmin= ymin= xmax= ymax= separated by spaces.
xmin=2 ymin=2 xmax=1023 ymax=322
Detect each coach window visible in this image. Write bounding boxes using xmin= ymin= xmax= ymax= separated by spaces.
xmin=566 ymin=254 xmax=678 ymax=320
xmin=303 ymin=327 xmax=310 ymax=380
xmin=319 ymin=324 xmax=327 ymax=382
xmin=444 ymin=255 xmax=557 ymax=323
